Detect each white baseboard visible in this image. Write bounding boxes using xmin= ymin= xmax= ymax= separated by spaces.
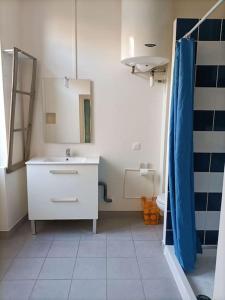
xmin=164 ymin=245 xmax=196 ymax=300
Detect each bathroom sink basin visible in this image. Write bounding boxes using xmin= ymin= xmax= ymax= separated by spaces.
xmin=44 ymin=157 xmax=87 ymax=163
xmin=26 ymin=156 xmax=100 ymax=165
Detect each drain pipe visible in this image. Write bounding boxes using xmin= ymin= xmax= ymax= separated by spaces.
xmin=98 ymin=181 xmax=112 ymax=203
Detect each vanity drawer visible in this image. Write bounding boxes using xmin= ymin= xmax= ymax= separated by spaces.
xmin=28 ymin=193 xmax=98 ymax=220
xmin=28 ymin=164 xmax=94 ymax=186
xmin=26 ymin=164 xmax=98 ymax=220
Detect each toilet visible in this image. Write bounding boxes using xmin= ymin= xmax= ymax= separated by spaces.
xmin=156 ymin=193 xmax=166 ymax=213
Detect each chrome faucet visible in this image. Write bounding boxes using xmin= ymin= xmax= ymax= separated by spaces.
xmin=66 ymin=148 xmax=71 ymax=157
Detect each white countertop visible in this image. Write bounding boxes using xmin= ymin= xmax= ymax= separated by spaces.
xmin=26 ymin=156 xmax=100 ymax=165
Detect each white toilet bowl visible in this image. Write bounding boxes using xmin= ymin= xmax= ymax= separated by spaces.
xmin=156 ymin=193 xmax=165 ymax=212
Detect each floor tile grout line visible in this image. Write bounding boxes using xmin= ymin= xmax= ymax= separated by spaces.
xmin=16 ymin=239 xmax=53 ymax=259
xmin=67 ymin=233 xmax=81 ymax=300
xmin=14 ymin=235 xmax=29 ymax=259
xmin=1 ymin=233 xmax=34 ymax=281
xmin=0 ymin=258 xmax=16 ymax=282
xmin=47 ymin=239 xmax=80 ymax=259
xmin=28 ymin=236 xmax=54 ymax=300
xmin=132 ymin=225 xmax=147 ymax=300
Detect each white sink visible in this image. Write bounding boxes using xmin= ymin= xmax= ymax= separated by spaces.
xmin=44 ymin=157 xmax=87 ymax=163
xmin=26 ymin=156 xmax=100 ymax=165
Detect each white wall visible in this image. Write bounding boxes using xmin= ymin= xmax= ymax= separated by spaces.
xmin=0 ymin=0 xmax=22 ymax=165
xmin=0 ymin=0 xmax=21 ymax=49
xmin=0 ymin=0 xmax=27 ymax=231
xmin=0 ymin=167 xmax=27 ymax=231
xmin=20 ymin=0 xmax=166 ymax=211
xmin=0 ymin=168 xmax=8 ymax=230
xmin=5 ymin=168 xmax=28 ymax=230
xmin=174 ymin=0 xmax=225 ymax=18
xmin=0 ymin=44 xmax=7 ymax=166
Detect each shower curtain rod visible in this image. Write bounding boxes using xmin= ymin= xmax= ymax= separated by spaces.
xmin=183 ymin=0 xmax=224 ymax=39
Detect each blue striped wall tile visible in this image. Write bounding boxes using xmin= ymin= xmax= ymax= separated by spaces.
xmin=166 ymin=230 xmax=174 ymax=245
xmin=194 ymin=88 xmax=225 ymax=111
xmin=221 ymin=19 xmax=225 ymax=41
xmin=193 ymin=41 xmax=198 ymax=65
xmin=197 ymin=230 xmax=205 ymax=244
xmin=196 ymin=42 xmax=225 ymax=66
xmin=166 ymin=212 xmax=172 ymax=230
xmin=210 ymin=153 xmax=225 ymax=172
xmin=194 ymin=172 xmax=223 ymax=193
xmin=199 ymin=19 xmax=222 ymax=41
xmin=196 ymin=211 xmax=206 ymax=230
xmin=196 ymin=66 xmax=217 ymax=87
xmin=205 ymin=230 xmax=219 ymax=245
xmin=217 ymin=66 xmax=225 ymax=87
xmin=194 ymin=131 xmax=225 ymax=153
xmin=195 ymin=193 xmax=207 ymax=211
xmin=176 ymin=18 xmax=199 ymax=40
xmin=208 ymin=193 xmax=222 ymax=211
xmin=194 ymin=153 xmax=210 ymax=172
xmin=167 ymin=192 xmax=170 ymax=211
xmin=214 ymin=111 xmax=225 ymax=131
xmin=194 ymin=110 xmax=214 ymax=131
xmin=205 ymin=211 xmax=220 ymax=230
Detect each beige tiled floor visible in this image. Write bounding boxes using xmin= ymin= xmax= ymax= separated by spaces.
xmin=0 ymin=215 xmax=181 ymax=300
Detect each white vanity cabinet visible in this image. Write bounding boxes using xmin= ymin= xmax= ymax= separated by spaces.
xmin=26 ymin=157 xmax=99 ymax=233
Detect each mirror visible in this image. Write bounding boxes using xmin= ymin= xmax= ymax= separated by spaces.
xmin=42 ymin=78 xmax=91 ymax=143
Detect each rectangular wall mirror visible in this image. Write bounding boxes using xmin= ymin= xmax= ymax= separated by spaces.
xmin=42 ymin=78 xmax=91 ymax=143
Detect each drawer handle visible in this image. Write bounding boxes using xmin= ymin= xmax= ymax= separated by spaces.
xmin=49 ymin=170 xmax=78 ymax=175
xmin=50 ymin=197 xmax=79 ymax=203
